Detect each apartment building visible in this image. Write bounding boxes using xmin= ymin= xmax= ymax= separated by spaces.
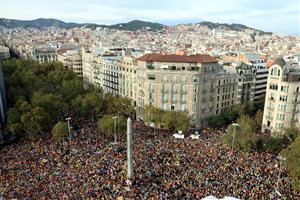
xmin=101 ymin=56 xmax=120 ymax=96
xmin=227 ymin=60 xmax=268 ymax=104
xmin=82 ymin=49 xmax=94 ymax=87
xmin=0 ymin=46 xmax=10 ymax=60
xmin=31 ymin=47 xmax=58 ymax=63
xmin=58 ymin=49 xmax=83 ymax=78
xmin=262 ymin=58 xmax=300 ymax=134
xmin=82 ymin=48 xmax=121 ymax=95
xmin=136 ymin=53 xmax=237 ymax=128
xmin=119 ymin=56 xmax=138 ymax=105
xmin=252 ymin=60 xmax=268 ymax=103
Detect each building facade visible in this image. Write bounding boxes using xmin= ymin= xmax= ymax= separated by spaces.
xmin=0 ymin=46 xmax=10 ymax=60
xmin=252 ymin=60 xmax=268 ymax=103
xmin=119 ymin=56 xmax=138 ymax=105
xmin=31 ymin=47 xmax=58 ymax=63
xmin=136 ymin=53 xmax=238 ymax=128
xmin=64 ymin=49 xmax=83 ymax=78
xmin=262 ymin=58 xmax=300 ymax=134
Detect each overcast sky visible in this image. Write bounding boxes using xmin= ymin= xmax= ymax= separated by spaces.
xmin=0 ymin=0 xmax=299 ymax=35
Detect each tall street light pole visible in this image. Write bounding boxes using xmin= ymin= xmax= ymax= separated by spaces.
xmin=127 ymin=117 xmax=133 ymax=179
xmin=275 ymin=155 xmax=286 ymax=197
xmin=231 ymin=123 xmax=239 ymax=151
xmin=65 ymin=117 xmax=71 ymax=145
xmin=112 ymin=116 xmax=118 ymax=145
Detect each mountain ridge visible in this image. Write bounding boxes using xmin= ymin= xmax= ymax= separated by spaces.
xmin=0 ymin=18 xmax=271 ymax=34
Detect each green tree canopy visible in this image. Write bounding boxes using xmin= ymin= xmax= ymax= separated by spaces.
xmin=52 ymin=121 xmax=69 ymax=141
xmin=223 ymin=115 xmax=257 ymax=152
xmin=144 ymin=105 xmax=164 ymax=127
xmin=20 ymin=107 xmax=50 ymax=139
xmin=283 ymin=125 xmax=300 ymax=141
xmin=31 ymin=92 xmax=67 ymax=122
xmin=97 ymin=114 xmax=127 ymax=138
xmin=281 ymin=136 xmax=300 ymax=190
xmin=105 ymin=95 xmax=134 ymax=117
xmin=162 ymin=111 xmax=190 ymax=132
xmin=72 ymin=91 xmax=106 ymax=120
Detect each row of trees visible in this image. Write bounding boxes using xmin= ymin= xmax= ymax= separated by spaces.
xmin=143 ymin=105 xmax=190 ymax=132
xmin=4 ymin=59 xmax=134 ymax=139
xmin=217 ymin=101 xmax=300 ymax=189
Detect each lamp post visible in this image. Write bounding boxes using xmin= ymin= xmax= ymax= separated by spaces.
xmin=65 ymin=117 xmax=71 ymax=149
xmin=275 ymin=155 xmax=286 ymax=197
xmin=231 ymin=123 xmax=239 ymax=151
xmin=127 ymin=117 xmax=133 ymax=179
xmin=65 ymin=117 xmax=71 ymax=139
xmin=112 ymin=116 xmax=119 ymax=145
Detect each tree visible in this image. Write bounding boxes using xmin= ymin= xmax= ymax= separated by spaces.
xmin=254 ymin=109 xmax=263 ymax=131
xmin=281 ymin=136 xmax=300 ymax=190
xmin=284 ymin=125 xmax=300 ymax=141
xmin=98 ymin=115 xmax=126 ymax=139
xmin=105 ymin=96 xmax=134 ymax=117
xmin=7 ymin=100 xmax=32 ymax=136
xmin=57 ymin=80 xmax=84 ymax=102
xmin=144 ymin=105 xmax=164 ymax=127
xmin=223 ymin=115 xmax=257 ymax=152
xmin=162 ymin=111 xmax=177 ymax=130
xmin=222 ymin=108 xmax=238 ymax=124
xmin=209 ymin=108 xmax=238 ymax=128
xmin=161 ymin=111 xmax=190 ymax=132
xmin=174 ymin=112 xmax=190 ymax=132
xmin=20 ymin=107 xmax=50 ymax=139
xmin=209 ymin=115 xmax=225 ymax=128
xmin=235 ymin=101 xmax=255 ymax=117
xmin=52 ymin=121 xmax=69 ymax=141
xmin=72 ymin=91 xmax=106 ymax=120
xmin=32 ymin=93 xmax=67 ymax=123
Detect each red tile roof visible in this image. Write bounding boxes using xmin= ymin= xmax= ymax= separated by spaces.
xmin=137 ymin=53 xmax=217 ymax=63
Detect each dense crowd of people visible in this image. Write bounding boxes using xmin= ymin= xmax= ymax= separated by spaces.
xmin=1 ymin=118 xmax=299 ymax=199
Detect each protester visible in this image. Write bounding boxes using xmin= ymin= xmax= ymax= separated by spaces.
xmin=1 ymin=119 xmax=299 ymax=199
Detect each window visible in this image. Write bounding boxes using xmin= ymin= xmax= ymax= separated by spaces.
xmin=171 ymin=94 xmax=176 ymax=101
xmin=162 ymin=103 xmax=167 ymax=111
xmin=148 ymin=74 xmax=155 ymax=80
xmin=180 ymin=104 xmax=185 ymax=112
xmin=171 ymin=104 xmax=175 ymax=111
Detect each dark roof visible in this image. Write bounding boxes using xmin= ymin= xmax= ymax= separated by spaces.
xmin=137 ymin=53 xmax=217 ymax=63
xmin=274 ymin=58 xmax=286 ymax=67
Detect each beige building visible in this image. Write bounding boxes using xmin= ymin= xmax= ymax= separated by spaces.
xmin=31 ymin=47 xmax=57 ymax=63
xmin=262 ymin=58 xmax=300 ymax=134
xmin=119 ymin=56 xmax=138 ymax=105
xmin=136 ymin=53 xmax=237 ymax=128
xmin=61 ymin=49 xmax=83 ymax=78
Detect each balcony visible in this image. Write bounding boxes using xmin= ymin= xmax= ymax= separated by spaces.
xmin=266 ymin=116 xmax=273 ymax=120
xmin=147 ymin=65 xmax=155 ymax=70
xmin=180 ymin=100 xmax=187 ymax=104
xmin=267 ymin=107 xmax=274 ymax=111
xmin=181 ymin=90 xmax=187 ymax=94
xmin=161 ymin=90 xmax=169 ymax=93
xmin=161 ymin=99 xmax=168 ymax=103
xmin=171 ymin=99 xmax=178 ymax=103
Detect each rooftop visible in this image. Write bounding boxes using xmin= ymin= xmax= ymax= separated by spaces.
xmin=138 ymin=53 xmax=217 ymax=63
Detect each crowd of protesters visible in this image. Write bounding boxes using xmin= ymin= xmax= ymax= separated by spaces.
xmin=1 ymin=118 xmax=299 ymax=199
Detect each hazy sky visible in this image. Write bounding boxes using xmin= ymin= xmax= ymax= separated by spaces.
xmin=0 ymin=0 xmax=299 ymax=35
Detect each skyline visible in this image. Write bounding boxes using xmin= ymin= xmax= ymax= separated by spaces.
xmin=0 ymin=0 xmax=299 ymax=35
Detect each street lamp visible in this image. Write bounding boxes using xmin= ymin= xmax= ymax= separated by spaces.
xmin=65 ymin=117 xmax=71 ymax=141
xmin=112 ymin=116 xmax=119 ymax=145
xmin=231 ymin=123 xmax=239 ymax=151
xmin=275 ymin=155 xmax=286 ymax=197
